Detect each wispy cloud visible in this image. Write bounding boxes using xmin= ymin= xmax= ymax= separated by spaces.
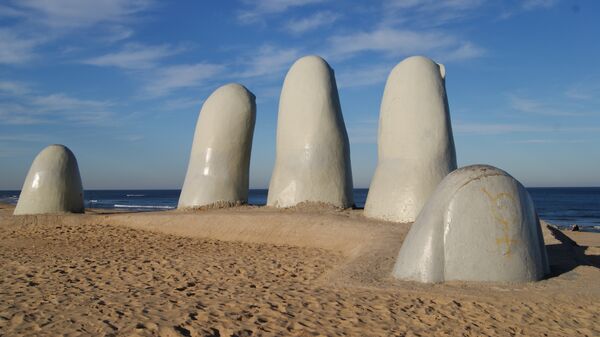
xmin=161 ymin=97 xmax=203 ymax=111
xmin=237 ymin=0 xmax=326 ymax=23
xmin=336 ymin=63 xmax=392 ymax=88
xmin=383 ymin=0 xmax=484 ymax=26
xmin=506 ymin=138 xmax=585 ymax=144
xmin=327 ymin=28 xmax=482 ymax=62
xmin=238 ymin=45 xmax=300 ymax=78
xmin=0 ymin=134 xmax=49 ymax=142
xmin=509 ymin=94 xmax=587 ymax=117
xmin=441 ymin=41 xmax=485 ymax=61
xmin=31 ymin=93 xmax=110 ymax=112
xmin=251 ymin=85 xmax=282 ymax=103
xmin=0 ymin=81 xmax=116 ymax=125
xmin=0 ymin=81 xmax=31 ymax=95
xmin=5 ymin=0 xmax=155 ymax=29
xmin=346 ymin=119 xmax=378 ymax=144
xmin=329 ymin=28 xmax=452 ymax=57
xmin=0 ymin=29 xmax=40 ymax=64
xmin=84 ymin=44 xmax=224 ymax=98
xmin=284 ymin=11 xmax=339 ymax=34
xmin=0 ymin=0 xmax=156 ymax=65
xmin=454 ymin=122 xmax=600 ymax=135
xmin=499 ymin=0 xmax=559 ymax=19
xmin=83 ymin=43 xmax=184 ymax=70
xmin=102 ymin=25 xmax=135 ymax=43
xmin=143 ymin=63 xmax=224 ymax=96
xmin=115 ymin=134 xmax=144 ymax=142
xmin=521 ymin=0 xmax=559 ymax=11
xmin=384 ymin=0 xmax=483 ymax=12
xmin=564 ymin=82 xmax=600 ymax=101
xmin=564 ymin=87 xmax=592 ymax=100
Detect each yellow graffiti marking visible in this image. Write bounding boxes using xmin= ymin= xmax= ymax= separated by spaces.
xmin=481 ymin=188 xmax=520 ymax=256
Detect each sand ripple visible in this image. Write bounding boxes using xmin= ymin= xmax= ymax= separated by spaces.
xmin=0 ymin=207 xmax=599 ymax=336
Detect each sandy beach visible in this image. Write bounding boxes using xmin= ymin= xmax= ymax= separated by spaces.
xmin=1 ymin=203 xmax=599 ymax=336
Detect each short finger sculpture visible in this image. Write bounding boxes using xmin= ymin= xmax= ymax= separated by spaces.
xmin=365 ymin=56 xmax=457 ymax=222
xmin=267 ymin=55 xmax=354 ymax=208
xmin=178 ymin=83 xmax=256 ymax=209
xmin=393 ymin=165 xmax=550 ymax=283
xmin=14 ymin=144 xmax=84 ymax=215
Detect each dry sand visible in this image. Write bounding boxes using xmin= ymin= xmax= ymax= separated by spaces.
xmin=0 ymin=203 xmax=599 ymax=336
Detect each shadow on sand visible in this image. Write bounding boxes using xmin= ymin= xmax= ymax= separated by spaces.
xmin=546 ymin=225 xmax=600 ymax=278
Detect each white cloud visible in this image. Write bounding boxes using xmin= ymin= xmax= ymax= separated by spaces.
xmin=103 ymin=25 xmax=135 ymax=43
xmin=9 ymin=0 xmax=155 ymax=29
xmin=0 ymin=134 xmax=49 ymax=142
xmin=0 ymin=81 xmax=31 ymax=95
xmin=346 ymin=119 xmax=378 ymax=144
xmin=454 ymin=122 xmax=550 ymax=134
xmin=284 ymin=11 xmax=339 ymax=34
xmin=83 ymin=43 xmax=183 ymax=70
xmin=30 ymin=93 xmax=111 ymax=112
xmin=385 ymin=0 xmax=483 ymax=11
xmin=238 ymin=45 xmax=300 ymax=78
xmin=383 ymin=0 xmax=484 ymax=26
xmin=329 ymin=28 xmax=454 ymax=58
xmin=161 ymin=97 xmax=203 ymax=111
xmin=564 ymin=83 xmax=600 ymax=101
xmin=509 ymin=95 xmax=543 ymax=113
xmin=506 ymin=139 xmax=585 ymax=144
xmin=521 ymin=0 xmax=559 ymax=11
xmin=509 ymin=94 xmax=586 ymax=117
xmin=336 ymin=63 xmax=392 ymax=88
xmin=143 ymin=63 xmax=224 ymax=96
xmin=440 ymin=41 xmax=485 ymax=61
xmin=564 ymin=88 xmax=592 ymax=100
xmin=0 ymin=0 xmax=156 ymax=65
xmin=327 ymin=28 xmax=482 ymax=62
xmin=0 ymin=81 xmax=116 ymax=125
xmin=252 ymin=86 xmax=282 ymax=103
xmin=237 ymin=0 xmax=326 ymax=23
xmin=115 ymin=134 xmax=144 ymax=142
xmin=0 ymin=4 xmax=27 ymax=18
xmin=454 ymin=122 xmax=600 ymax=134
xmin=500 ymin=0 xmax=559 ymax=19
xmin=0 ymin=29 xmax=40 ymax=64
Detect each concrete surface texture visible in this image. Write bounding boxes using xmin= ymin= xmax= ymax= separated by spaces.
xmin=14 ymin=144 xmax=84 ymax=215
xmin=393 ymin=165 xmax=550 ymax=283
xmin=178 ymin=83 xmax=256 ymax=209
xmin=365 ymin=56 xmax=457 ymax=223
xmin=267 ymin=55 xmax=354 ymax=208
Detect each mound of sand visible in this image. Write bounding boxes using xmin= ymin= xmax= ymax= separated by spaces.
xmin=1 ymin=203 xmax=599 ymax=336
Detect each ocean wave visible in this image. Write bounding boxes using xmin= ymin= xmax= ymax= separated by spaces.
xmin=113 ymin=204 xmax=174 ymax=209
xmin=89 ymin=200 xmax=98 ymax=203
xmin=0 ymin=196 xmax=19 ymax=204
xmin=126 ymin=194 xmax=145 ymax=197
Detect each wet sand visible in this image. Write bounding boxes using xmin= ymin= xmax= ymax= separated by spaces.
xmin=0 ymin=203 xmax=599 ymax=336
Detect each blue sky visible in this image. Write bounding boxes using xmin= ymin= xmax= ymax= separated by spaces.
xmin=1 ymin=0 xmax=599 ymax=189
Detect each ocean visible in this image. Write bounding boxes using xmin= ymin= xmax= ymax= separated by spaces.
xmin=1 ymin=187 xmax=599 ymax=232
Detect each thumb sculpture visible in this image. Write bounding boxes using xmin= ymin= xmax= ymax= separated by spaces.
xmin=14 ymin=144 xmax=84 ymax=215
xmin=178 ymin=83 xmax=256 ymax=209
xmin=267 ymin=55 xmax=354 ymax=208
xmin=393 ymin=165 xmax=550 ymax=283
xmin=365 ymin=56 xmax=457 ymax=223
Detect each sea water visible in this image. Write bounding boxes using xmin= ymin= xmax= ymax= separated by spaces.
xmin=1 ymin=187 xmax=599 ymax=232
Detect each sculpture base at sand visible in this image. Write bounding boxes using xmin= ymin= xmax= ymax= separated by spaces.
xmin=178 ymin=83 xmax=256 ymax=210
xmin=364 ymin=56 xmax=456 ymax=223
xmin=267 ymin=55 xmax=354 ymax=209
xmin=393 ymin=165 xmax=549 ymax=283
xmin=14 ymin=144 xmax=84 ymax=215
